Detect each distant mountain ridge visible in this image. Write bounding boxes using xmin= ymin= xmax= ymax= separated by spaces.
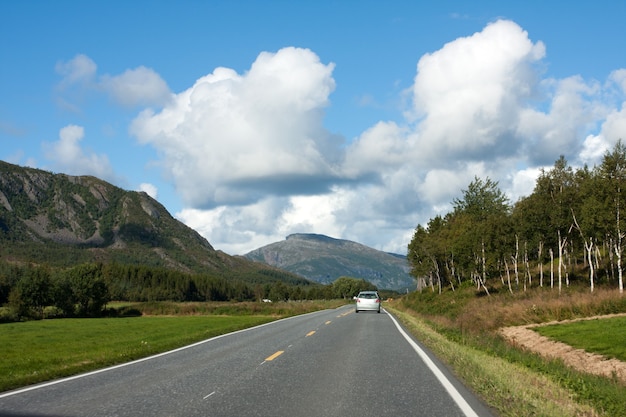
xmin=0 ymin=160 xmax=311 ymax=286
xmin=245 ymin=233 xmax=414 ymax=291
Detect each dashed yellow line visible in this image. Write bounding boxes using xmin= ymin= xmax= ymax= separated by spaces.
xmin=306 ymin=331 xmax=316 ymax=337
xmin=325 ymin=320 xmax=332 ymax=325
xmin=265 ymin=350 xmax=284 ymax=361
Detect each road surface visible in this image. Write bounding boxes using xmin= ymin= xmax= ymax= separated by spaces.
xmin=0 ymin=305 xmax=495 ymax=417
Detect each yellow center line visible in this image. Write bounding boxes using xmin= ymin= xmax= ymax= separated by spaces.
xmin=265 ymin=350 xmax=284 ymax=361
xmin=306 ymin=331 xmax=316 ymax=337
xmin=325 ymin=320 xmax=332 ymax=325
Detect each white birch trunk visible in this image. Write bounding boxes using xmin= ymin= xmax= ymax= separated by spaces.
xmin=479 ymin=241 xmax=490 ymax=296
xmin=513 ymin=236 xmax=519 ymax=288
xmin=587 ymin=240 xmax=595 ymax=293
xmin=504 ymin=257 xmax=513 ymax=294
xmin=571 ymin=210 xmax=595 ymax=292
xmin=558 ymin=230 xmax=567 ymax=294
xmin=615 ymin=242 xmax=623 ymax=294
xmin=617 ymin=183 xmax=624 ymax=293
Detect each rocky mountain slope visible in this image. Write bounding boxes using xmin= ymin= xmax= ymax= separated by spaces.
xmin=245 ymin=233 xmax=415 ymax=291
xmin=0 ymin=160 xmax=310 ymax=285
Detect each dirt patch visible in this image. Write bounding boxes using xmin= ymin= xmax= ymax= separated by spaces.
xmin=499 ymin=314 xmax=626 ymax=384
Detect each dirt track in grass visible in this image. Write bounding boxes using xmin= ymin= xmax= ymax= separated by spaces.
xmin=499 ymin=314 xmax=626 ymax=384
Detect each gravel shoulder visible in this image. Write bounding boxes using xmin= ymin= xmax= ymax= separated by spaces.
xmin=499 ymin=314 xmax=626 ymax=384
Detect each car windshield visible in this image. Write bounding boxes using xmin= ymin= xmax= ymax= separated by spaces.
xmin=359 ymin=293 xmax=377 ymax=299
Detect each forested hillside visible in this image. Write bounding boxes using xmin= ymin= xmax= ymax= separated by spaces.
xmin=408 ymin=141 xmax=626 ymax=295
xmin=0 ymin=161 xmax=340 ymax=320
xmin=0 ymin=160 xmax=222 ymax=270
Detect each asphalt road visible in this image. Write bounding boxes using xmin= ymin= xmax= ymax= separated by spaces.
xmin=0 ymin=306 xmax=496 ymax=417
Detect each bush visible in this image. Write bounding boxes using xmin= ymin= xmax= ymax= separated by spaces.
xmin=0 ymin=306 xmax=17 ymax=323
xmin=43 ymin=306 xmax=65 ymax=319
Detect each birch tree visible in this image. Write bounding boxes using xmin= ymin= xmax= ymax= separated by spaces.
xmin=600 ymin=140 xmax=626 ymax=294
xmin=451 ymin=177 xmax=510 ymax=294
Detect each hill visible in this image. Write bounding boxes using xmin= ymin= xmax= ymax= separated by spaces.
xmin=0 ymin=160 xmax=310 ymax=286
xmin=244 ymin=233 xmax=415 ymax=291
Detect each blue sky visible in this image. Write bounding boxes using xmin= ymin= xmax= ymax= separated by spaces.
xmin=1 ymin=1 xmax=625 ymax=255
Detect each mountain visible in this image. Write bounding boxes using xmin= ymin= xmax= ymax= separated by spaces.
xmin=244 ymin=233 xmax=415 ymax=291
xmin=0 ymin=160 xmax=311 ymax=286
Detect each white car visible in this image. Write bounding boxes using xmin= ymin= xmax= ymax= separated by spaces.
xmin=355 ymin=291 xmax=381 ymax=313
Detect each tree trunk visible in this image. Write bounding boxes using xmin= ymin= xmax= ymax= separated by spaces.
xmin=513 ymin=236 xmax=519 ymax=289
xmin=587 ymin=239 xmax=595 ymax=293
xmin=480 ymin=241 xmax=490 ymax=296
xmin=538 ymin=240 xmax=544 ymax=287
xmin=446 ymin=258 xmax=456 ymax=291
xmin=431 ymin=256 xmax=442 ymax=295
xmin=524 ymin=241 xmax=532 ymax=290
xmin=617 ymin=184 xmax=624 ymax=294
xmin=571 ymin=210 xmax=595 ymax=292
xmin=615 ymin=241 xmax=624 ymax=294
xmin=504 ymin=257 xmax=513 ymax=294
xmin=594 ymin=246 xmax=601 ymax=279
xmin=558 ymin=230 xmax=567 ymax=294
xmin=608 ymin=237 xmax=616 ymax=283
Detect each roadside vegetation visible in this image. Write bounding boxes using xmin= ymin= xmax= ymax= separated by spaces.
xmin=390 ymin=282 xmax=626 ymax=417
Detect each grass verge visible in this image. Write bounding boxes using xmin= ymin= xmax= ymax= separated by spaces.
xmin=391 ymin=283 xmax=626 ymax=416
xmin=387 ymin=306 xmax=600 ymax=417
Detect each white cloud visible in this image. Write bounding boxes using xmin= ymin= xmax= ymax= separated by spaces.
xmin=409 ymin=19 xmax=546 ymax=161
xmin=131 ymin=47 xmax=341 ymax=208
xmin=602 ymin=103 xmax=626 ymax=143
xmin=419 ymin=168 xmax=471 ymax=206
xmin=55 ymin=54 xmax=97 ymax=88
xmin=611 ymin=69 xmax=626 ymax=94
xmin=577 ymin=102 xmax=626 ymax=168
xmin=43 ymin=125 xmax=115 ymax=180
xmin=343 ymin=121 xmax=410 ymax=177
xmin=580 ymin=134 xmax=611 ymax=166
xmin=517 ymin=76 xmax=606 ymax=164
xmin=101 ymin=66 xmax=171 ymax=107
xmin=55 ymin=54 xmax=171 ymax=109
xmin=281 ymin=193 xmax=346 ymax=237
xmin=177 ymin=199 xmax=294 ymax=255
xmin=509 ymin=167 xmax=543 ymax=202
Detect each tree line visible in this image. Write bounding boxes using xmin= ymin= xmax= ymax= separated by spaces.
xmin=408 ymin=141 xmax=626 ymax=296
xmin=0 ymin=261 xmax=379 ymax=321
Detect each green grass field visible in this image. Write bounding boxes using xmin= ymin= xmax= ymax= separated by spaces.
xmin=535 ymin=316 xmax=626 ymax=361
xmin=0 ymin=315 xmax=274 ymax=392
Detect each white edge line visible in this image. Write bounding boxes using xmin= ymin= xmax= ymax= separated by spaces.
xmin=386 ymin=311 xmax=480 ymax=417
xmin=0 ymin=309 xmax=328 ymax=399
